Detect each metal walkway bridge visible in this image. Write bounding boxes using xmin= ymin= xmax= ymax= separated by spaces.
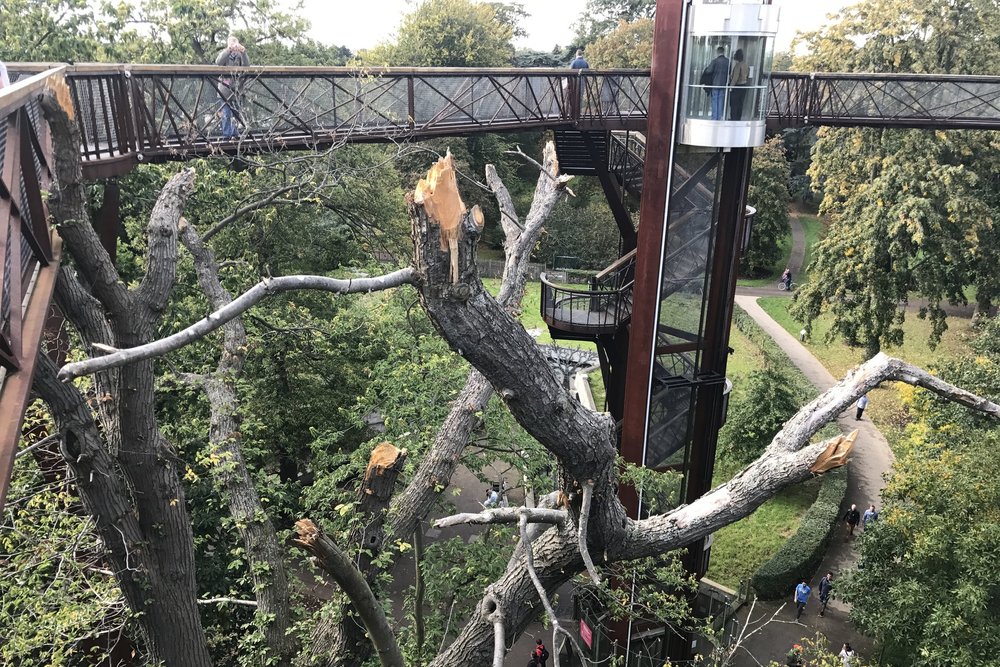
xmin=3 ymin=62 xmax=1000 ymax=505
xmin=9 ymin=64 xmax=1000 ymax=179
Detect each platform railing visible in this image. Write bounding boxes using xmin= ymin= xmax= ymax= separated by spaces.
xmin=0 ymin=68 xmax=66 ymax=509
xmin=541 ymin=251 xmax=637 ymax=335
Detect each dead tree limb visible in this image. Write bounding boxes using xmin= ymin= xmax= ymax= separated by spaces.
xmin=177 ymin=221 xmax=295 ymax=663
xmin=57 ymin=269 xmax=417 ymax=381
xmin=578 ymin=480 xmax=601 ymax=586
xmin=291 ymin=520 xmax=405 ymax=667
xmin=433 ymin=507 xmax=568 ymax=528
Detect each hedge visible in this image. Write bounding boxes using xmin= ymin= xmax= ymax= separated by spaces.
xmin=750 ymin=466 xmax=849 ymax=599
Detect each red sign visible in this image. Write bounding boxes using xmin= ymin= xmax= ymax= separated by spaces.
xmin=579 ymin=618 xmax=593 ymax=649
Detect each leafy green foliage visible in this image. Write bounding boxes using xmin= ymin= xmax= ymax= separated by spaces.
xmin=742 ymin=136 xmax=791 ymax=277
xmin=585 ymin=19 xmax=653 ymax=69
xmin=751 ymin=468 xmax=848 ymax=600
xmin=573 ymin=0 xmax=655 ymax=46
xmin=789 ymin=0 xmax=1000 ymax=356
xmin=841 ymin=318 xmax=1000 ymax=666
xmin=356 ymin=0 xmax=517 ymax=67
xmin=0 ymin=424 xmax=129 ymax=666
xmin=718 ymin=365 xmax=798 ymax=465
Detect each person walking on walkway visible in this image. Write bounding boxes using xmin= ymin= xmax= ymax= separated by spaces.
xmin=843 ymin=503 xmax=861 ymax=537
xmin=855 ymin=394 xmax=869 ymax=420
xmin=215 ymin=35 xmax=251 ymax=138
xmin=862 ymin=504 xmax=879 ymax=530
xmin=793 ymin=578 xmax=811 ymax=620
xmin=534 ymin=638 xmax=550 ymax=666
xmin=818 ymin=571 xmax=834 ymax=616
xmin=569 ymin=49 xmax=589 ymax=69
xmin=839 ymin=642 xmax=856 ymax=666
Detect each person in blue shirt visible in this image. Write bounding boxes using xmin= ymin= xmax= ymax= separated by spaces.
xmin=862 ymin=504 xmax=878 ymax=530
xmin=570 ymin=49 xmax=590 ymax=69
xmin=793 ymin=578 xmax=811 ymax=620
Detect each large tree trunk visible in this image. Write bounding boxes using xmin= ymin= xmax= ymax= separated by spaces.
xmin=39 ymin=91 xmax=213 ymax=666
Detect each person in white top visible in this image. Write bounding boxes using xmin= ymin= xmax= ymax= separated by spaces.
xmin=839 ymin=642 xmax=856 ymax=666
xmin=855 ymin=394 xmax=869 ymax=420
xmin=0 ymin=61 xmax=11 ymax=90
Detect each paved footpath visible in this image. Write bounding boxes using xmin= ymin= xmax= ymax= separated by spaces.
xmin=728 ymin=296 xmax=895 ymax=666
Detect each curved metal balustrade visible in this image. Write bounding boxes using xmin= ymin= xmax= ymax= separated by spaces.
xmin=540 ymin=250 xmax=636 ymax=336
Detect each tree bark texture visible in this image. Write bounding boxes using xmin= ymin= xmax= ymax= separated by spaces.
xmin=179 ymin=223 xmax=295 ymax=664
xmin=307 ymin=145 xmax=571 ymax=666
xmin=40 ymin=92 xmax=214 ymax=667
xmin=292 ymin=520 xmax=405 ymax=667
xmin=405 ymin=154 xmax=1000 ymax=666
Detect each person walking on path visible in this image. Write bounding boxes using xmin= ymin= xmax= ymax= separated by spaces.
xmin=839 ymin=642 xmax=856 ymax=666
xmin=215 ymin=35 xmax=250 ymax=138
xmin=855 ymin=394 xmax=869 ymax=420
xmin=862 ymin=504 xmax=878 ymax=530
xmin=818 ymin=572 xmax=834 ymax=616
xmin=569 ymin=49 xmax=589 ymax=69
xmin=534 ymin=638 xmax=550 ymax=666
xmin=843 ymin=504 xmax=861 ymax=537
xmin=793 ymin=579 xmax=811 ymax=620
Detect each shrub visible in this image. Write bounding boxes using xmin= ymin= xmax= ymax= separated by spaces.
xmin=751 ymin=467 xmax=848 ymax=599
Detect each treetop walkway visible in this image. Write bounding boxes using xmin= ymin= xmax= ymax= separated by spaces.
xmin=3 ymin=61 xmax=1000 ymax=506
xmin=8 ymin=64 xmax=1000 ymax=180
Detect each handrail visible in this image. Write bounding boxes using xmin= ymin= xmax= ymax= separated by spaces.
xmin=0 ymin=67 xmax=67 ymax=510
xmin=594 ymin=248 xmax=637 ymax=282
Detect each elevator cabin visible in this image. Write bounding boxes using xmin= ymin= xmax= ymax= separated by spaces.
xmin=543 ymin=0 xmax=779 ymax=577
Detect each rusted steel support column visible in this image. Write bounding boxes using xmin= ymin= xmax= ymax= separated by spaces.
xmin=619 ymin=0 xmax=687 ymax=516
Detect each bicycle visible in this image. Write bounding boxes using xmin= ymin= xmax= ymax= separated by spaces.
xmin=777 ymin=280 xmax=797 ymax=291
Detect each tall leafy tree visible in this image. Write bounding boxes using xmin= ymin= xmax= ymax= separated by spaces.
xmin=743 ymin=135 xmax=791 ymax=277
xmin=842 ymin=317 xmax=1000 ymax=666
xmin=585 ymin=18 xmax=654 ymax=68
xmin=573 ymin=0 xmax=655 ymax=46
xmin=790 ymin=0 xmax=1000 ymax=357
xmin=356 ymin=0 xmax=518 ymax=67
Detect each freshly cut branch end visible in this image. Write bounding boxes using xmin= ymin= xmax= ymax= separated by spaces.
xmin=292 ymin=518 xmax=320 ymax=548
xmin=45 ymin=73 xmax=76 ymax=121
xmin=364 ymin=442 xmax=407 ymax=482
xmin=414 ymin=151 xmax=484 ymax=283
xmin=809 ymin=430 xmax=857 ymax=474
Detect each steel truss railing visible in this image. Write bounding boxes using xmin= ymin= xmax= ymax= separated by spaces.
xmin=10 ymin=65 xmax=1000 ymax=178
xmin=8 ymin=65 xmax=650 ymax=177
xmin=768 ymin=72 xmax=1000 ymax=130
xmin=0 ymin=69 xmax=65 ymax=508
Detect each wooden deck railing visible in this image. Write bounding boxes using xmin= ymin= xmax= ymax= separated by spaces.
xmin=0 ymin=69 xmax=65 ymax=509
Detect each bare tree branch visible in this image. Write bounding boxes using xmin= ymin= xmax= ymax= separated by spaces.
xmin=135 ymin=169 xmax=196 ymax=323
xmin=578 ymin=480 xmax=601 ymax=586
xmin=291 ymin=519 xmax=405 ymax=667
xmin=58 ymin=269 xmax=417 ymax=381
xmin=197 ymin=597 xmax=259 ymax=608
xmin=433 ymin=507 xmax=568 ymax=529
xmin=518 ymin=515 xmax=587 ymax=667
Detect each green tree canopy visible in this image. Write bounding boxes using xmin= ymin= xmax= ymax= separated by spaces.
xmin=356 ymin=0 xmax=518 ymax=67
xmin=842 ymin=317 xmax=1000 ymax=666
xmin=742 ymin=135 xmax=791 ymax=277
xmin=585 ymin=18 xmax=654 ymax=68
xmin=789 ymin=0 xmax=1000 ymax=357
xmin=573 ymin=0 xmax=655 ymax=46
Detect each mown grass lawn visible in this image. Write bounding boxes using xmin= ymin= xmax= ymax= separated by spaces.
xmin=756 ymin=296 xmax=975 ymax=452
xmin=704 ymin=319 xmax=821 ymax=589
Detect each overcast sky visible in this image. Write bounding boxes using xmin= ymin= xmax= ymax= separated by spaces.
xmin=298 ymin=0 xmax=856 ymax=54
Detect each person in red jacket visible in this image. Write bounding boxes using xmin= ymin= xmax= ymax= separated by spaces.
xmin=534 ymin=638 xmax=550 ymax=666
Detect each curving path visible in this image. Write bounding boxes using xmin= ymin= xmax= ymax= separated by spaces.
xmin=727 ymin=295 xmax=894 ymax=666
